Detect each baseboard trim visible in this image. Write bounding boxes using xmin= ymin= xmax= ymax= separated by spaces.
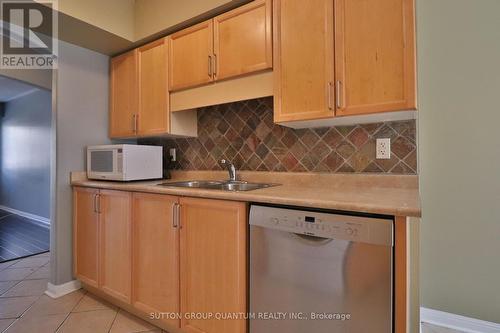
xmin=421 ymin=307 xmax=500 ymax=333
xmin=45 ymin=280 xmax=81 ymax=299
xmin=0 ymin=205 xmax=50 ymax=226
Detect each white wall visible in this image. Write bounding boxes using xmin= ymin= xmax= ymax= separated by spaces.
xmin=134 ymin=0 xmax=244 ymax=40
xmin=0 ymin=89 xmax=52 ymax=219
xmin=51 ymin=40 xmax=110 ymax=285
xmin=418 ymin=0 xmax=500 ymax=323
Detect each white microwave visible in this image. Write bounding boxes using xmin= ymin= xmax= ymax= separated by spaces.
xmin=87 ymin=144 xmax=162 ymax=181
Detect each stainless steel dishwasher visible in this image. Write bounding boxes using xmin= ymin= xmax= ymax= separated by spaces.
xmin=249 ymin=205 xmax=394 ymax=333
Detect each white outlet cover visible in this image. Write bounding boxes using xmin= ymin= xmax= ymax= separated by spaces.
xmin=376 ymin=138 xmax=391 ymax=159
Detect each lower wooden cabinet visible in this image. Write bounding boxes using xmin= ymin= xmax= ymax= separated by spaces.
xmin=73 ymin=188 xmax=248 ymax=333
xmin=99 ymin=190 xmax=132 ymax=303
xmin=73 ymin=187 xmax=100 ymax=288
xmin=73 ymin=188 xmax=133 ymax=303
xmin=132 ymin=193 xmax=180 ymax=328
xmin=179 ymin=197 xmax=247 ymax=333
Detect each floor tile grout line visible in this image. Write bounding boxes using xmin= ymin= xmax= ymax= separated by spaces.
xmin=107 ymin=308 xmax=120 ymax=333
xmin=54 ymin=311 xmax=73 ymax=333
xmin=11 ymin=290 xmax=45 ymax=322
xmin=54 ymin=287 xmax=87 ymax=332
xmin=0 ymin=260 xmax=20 ymax=271
xmin=2 ymin=318 xmax=17 ymax=332
xmin=0 ymin=278 xmax=50 ymax=299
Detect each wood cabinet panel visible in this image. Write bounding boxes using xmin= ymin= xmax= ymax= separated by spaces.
xmin=214 ymin=0 xmax=272 ymax=81
xmin=179 ymin=197 xmax=247 ymax=333
xmin=73 ymin=187 xmax=99 ymax=288
xmin=132 ymin=193 xmax=180 ymax=328
xmin=334 ymin=0 xmax=416 ymax=115
xmin=273 ymin=0 xmax=335 ymax=123
xmin=110 ymin=50 xmax=138 ymax=138
xmin=138 ymin=38 xmax=170 ymax=136
xmin=169 ymin=20 xmax=214 ymax=91
xmin=99 ymin=190 xmax=132 ymax=304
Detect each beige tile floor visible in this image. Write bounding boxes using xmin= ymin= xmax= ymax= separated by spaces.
xmin=0 ymin=253 xmax=163 ymax=333
xmin=2 ymin=253 xmax=467 ymax=333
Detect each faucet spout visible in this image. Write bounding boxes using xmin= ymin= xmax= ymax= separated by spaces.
xmin=219 ymin=159 xmax=237 ymax=182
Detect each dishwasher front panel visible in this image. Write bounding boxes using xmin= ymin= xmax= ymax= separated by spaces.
xmin=249 ymin=205 xmax=393 ymax=333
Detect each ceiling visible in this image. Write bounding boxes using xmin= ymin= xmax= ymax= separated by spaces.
xmin=0 ymin=75 xmax=40 ymax=102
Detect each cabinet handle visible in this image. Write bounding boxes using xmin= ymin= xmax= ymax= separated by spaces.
xmin=327 ymin=82 xmax=333 ymax=110
xmin=172 ymin=203 xmax=179 ymax=228
xmin=208 ymin=55 xmax=213 ymax=78
xmin=177 ymin=204 xmax=182 ymax=229
xmin=93 ymin=194 xmax=97 ymax=213
xmin=96 ymin=194 xmax=101 ymax=214
xmin=336 ymin=80 xmax=343 ymax=109
xmin=213 ymin=54 xmax=217 ymax=77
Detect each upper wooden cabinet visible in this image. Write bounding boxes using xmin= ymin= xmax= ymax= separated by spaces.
xmin=169 ymin=20 xmax=214 ymax=91
xmin=110 ymin=50 xmax=138 ymax=138
xmin=110 ymin=38 xmax=197 ymax=138
xmin=137 ymin=39 xmax=169 ymax=136
xmin=132 ymin=193 xmax=180 ymax=328
xmin=99 ymin=190 xmax=132 ymax=304
xmin=73 ymin=187 xmax=100 ymax=288
xmin=274 ymin=0 xmax=416 ymax=123
xmin=169 ymin=0 xmax=272 ymax=92
xmin=213 ymin=0 xmax=272 ymax=81
xmin=273 ymin=0 xmax=335 ymax=123
xmin=110 ymin=42 xmax=169 ymax=139
xmin=179 ymin=197 xmax=247 ymax=333
xmin=334 ymin=0 xmax=416 ymax=116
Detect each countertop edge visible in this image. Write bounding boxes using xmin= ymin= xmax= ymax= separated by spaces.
xmin=71 ymin=180 xmax=422 ymax=218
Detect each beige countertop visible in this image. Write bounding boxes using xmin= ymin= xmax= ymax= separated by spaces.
xmin=71 ymin=170 xmax=421 ymax=217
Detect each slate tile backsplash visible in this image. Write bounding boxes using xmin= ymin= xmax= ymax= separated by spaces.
xmin=139 ymin=97 xmax=417 ymax=174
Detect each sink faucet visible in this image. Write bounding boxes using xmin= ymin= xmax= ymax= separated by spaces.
xmin=219 ymin=159 xmax=237 ymax=182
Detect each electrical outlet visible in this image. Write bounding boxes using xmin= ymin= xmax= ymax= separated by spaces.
xmin=169 ymin=148 xmax=177 ymax=162
xmin=376 ymin=138 xmax=391 ymax=159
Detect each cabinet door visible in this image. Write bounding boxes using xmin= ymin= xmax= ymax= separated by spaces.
xmin=334 ymin=0 xmax=416 ymax=116
xmin=180 ymin=198 xmax=247 ymax=333
xmin=99 ymin=190 xmax=132 ymax=303
xmin=73 ymin=187 xmax=99 ymax=288
xmin=138 ymin=38 xmax=170 ymax=136
xmin=132 ymin=193 xmax=180 ymax=328
xmin=169 ymin=20 xmax=214 ymax=91
xmin=273 ymin=0 xmax=335 ymax=123
xmin=213 ymin=0 xmax=272 ymax=81
xmin=110 ymin=50 xmax=138 ymax=138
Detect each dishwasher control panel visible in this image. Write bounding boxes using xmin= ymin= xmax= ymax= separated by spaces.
xmin=250 ymin=205 xmax=393 ymax=246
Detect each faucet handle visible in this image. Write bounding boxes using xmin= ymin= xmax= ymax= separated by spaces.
xmin=219 ymin=159 xmax=233 ymax=168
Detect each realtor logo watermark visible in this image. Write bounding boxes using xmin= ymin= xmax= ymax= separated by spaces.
xmin=0 ymin=0 xmax=57 ymax=69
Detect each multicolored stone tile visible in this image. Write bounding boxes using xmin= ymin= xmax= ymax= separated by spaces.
xmin=139 ymin=97 xmax=417 ymax=174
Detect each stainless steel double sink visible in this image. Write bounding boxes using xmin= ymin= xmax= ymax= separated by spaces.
xmin=157 ymin=180 xmax=280 ymax=192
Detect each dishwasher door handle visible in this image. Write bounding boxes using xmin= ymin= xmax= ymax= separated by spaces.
xmin=293 ymin=233 xmax=334 ymax=245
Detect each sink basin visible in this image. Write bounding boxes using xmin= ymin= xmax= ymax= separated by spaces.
xmin=159 ymin=180 xmax=225 ymax=188
xmin=158 ymin=180 xmax=279 ymax=192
